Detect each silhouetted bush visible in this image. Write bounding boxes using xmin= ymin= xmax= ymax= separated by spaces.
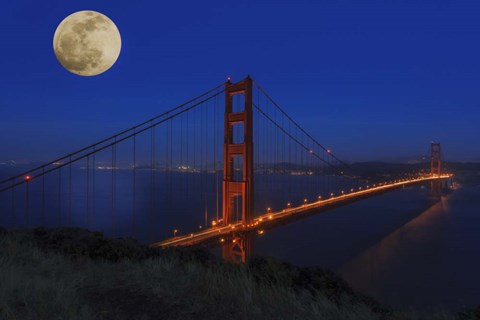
xmin=30 ymin=227 xmax=217 ymax=264
xmin=458 ymin=306 xmax=480 ymax=320
xmin=0 ymin=226 xmax=6 ymax=238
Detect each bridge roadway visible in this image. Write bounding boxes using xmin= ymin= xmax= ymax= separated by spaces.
xmin=151 ymin=175 xmax=452 ymax=248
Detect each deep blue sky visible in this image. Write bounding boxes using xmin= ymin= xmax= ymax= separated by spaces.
xmin=1 ymin=0 xmax=479 ymax=163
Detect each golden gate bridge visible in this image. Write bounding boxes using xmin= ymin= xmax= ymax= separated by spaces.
xmin=0 ymin=76 xmax=452 ymax=262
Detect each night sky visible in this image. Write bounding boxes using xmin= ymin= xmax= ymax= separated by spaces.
xmin=1 ymin=0 xmax=479 ymax=163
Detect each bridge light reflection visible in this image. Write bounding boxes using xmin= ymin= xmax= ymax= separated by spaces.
xmin=258 ymin=230 xmax=264 ymax=235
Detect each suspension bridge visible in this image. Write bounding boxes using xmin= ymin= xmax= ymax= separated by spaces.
xmin=0 ymin=76 xmax=452 ymax=262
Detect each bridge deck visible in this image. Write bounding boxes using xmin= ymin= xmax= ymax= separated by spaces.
xmin=151 ymin=175 xmax=451 ymax=248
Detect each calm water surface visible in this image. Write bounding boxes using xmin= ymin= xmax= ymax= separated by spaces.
xmin=251 ymin=184 xmax=480 ymax=310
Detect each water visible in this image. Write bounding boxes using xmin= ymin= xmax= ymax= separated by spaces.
xmin=1 ymin=166 xmax=479 ymax=310
xmin=250 ymin=184 xmax=480 ymax=310
xmin=338 ymin=185 xmax=480 ymax=310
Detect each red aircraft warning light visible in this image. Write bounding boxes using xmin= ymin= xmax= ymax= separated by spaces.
xmin=24 ymin=175 xmax=31 ymax=181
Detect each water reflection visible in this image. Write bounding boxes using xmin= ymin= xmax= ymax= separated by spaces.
xmin=337 ymin=186 xmax=480 ymax=310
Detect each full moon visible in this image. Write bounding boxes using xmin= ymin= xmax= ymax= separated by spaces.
xmin=53 ymin=11 xmax=121 ymax=76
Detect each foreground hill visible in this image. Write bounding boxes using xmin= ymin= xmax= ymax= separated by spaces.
xmin=0 ymin=227 xmax=478 ymax=320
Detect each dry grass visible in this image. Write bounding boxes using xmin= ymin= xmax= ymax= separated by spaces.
xmin=0 ymin=228 xmax=476 ymax=320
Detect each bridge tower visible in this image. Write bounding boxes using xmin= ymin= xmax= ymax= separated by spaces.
xmin=430 ymin=142 xmax=441 ymax=176
xmin=222 ymin=77 xmax=254 ymax=226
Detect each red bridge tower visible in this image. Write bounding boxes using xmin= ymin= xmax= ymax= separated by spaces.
xmin=430 ymin=142 xmax=441 ymax=176
xmin=222 ymin=77 xmax=254 ymax=226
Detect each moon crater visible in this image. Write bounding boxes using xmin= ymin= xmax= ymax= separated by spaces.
xmin=53 ymin=11 xmax=121 ymax=76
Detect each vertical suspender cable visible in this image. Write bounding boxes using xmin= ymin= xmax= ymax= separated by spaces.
xmin=25 ymin=181 xmax=29 ymax=227
xmin=69 ymin=157 xmax=72 ymax=225
xmin=132 ymin=133 xmax=136 ymax=238
xmin=92 ymin=148 xmax=96 ymax=230
xmin=42 ymin=168 xmax=45 ymax=226
xmin=111 ymin=142 xmax=116 ymax=235
xmin=87 ymin=155 xmax=90 ymax=228
xmin=11 ymin=180 xmax=15 ymax=225
xmin=58 ymin=168 xmax=62 ymax=226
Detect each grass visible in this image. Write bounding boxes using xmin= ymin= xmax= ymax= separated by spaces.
xmin=0 ymin=227 xmax=478 ymax=320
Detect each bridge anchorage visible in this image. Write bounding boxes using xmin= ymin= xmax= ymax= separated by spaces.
xmin=0 ymin=76 xmax=453 ymax=264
